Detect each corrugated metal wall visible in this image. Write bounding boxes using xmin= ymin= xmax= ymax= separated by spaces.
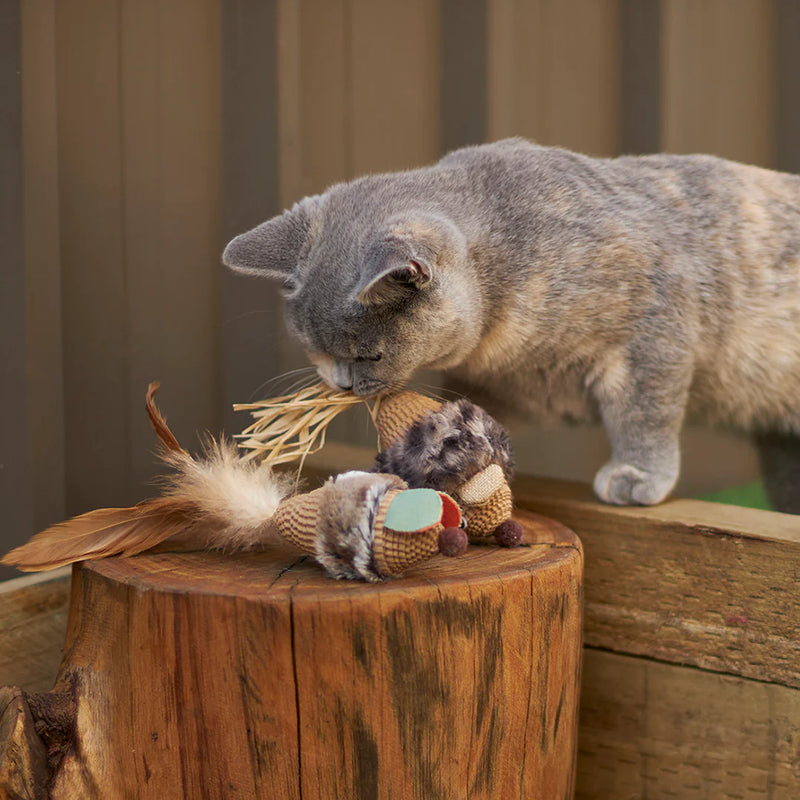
xmin=3 ymin=0 xmax=799 ymax=573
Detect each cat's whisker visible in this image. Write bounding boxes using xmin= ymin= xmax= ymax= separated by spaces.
xmin=277 ymin=373 xmax=323 ymax=397
xmin=409 ymin=381 xmax=469 ymax=403
xmin=247 ymin=367 xmax=318 ymax=402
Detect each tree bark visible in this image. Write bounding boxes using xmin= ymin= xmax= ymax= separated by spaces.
xmin=2 ymin=510 xmax=582 ymax=800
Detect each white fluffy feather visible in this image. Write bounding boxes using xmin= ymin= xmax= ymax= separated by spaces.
xmin=162 ymin=440 xmax=296 ymax=551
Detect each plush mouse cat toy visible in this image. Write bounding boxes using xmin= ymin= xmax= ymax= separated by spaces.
xmin=224 ymin=138 xmax=800 ymax=512
xmin=372 ymin=389 xmax=522 ymax=546
xmin=1 ymin=385 xmax=477 ymax=581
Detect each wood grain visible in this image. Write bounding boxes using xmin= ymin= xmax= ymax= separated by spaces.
xmin=27 ymin=511 xmax=582 ymax=799
xmin=0 ymin=687 xmax=49 ymax=800
xmin=513 ymin=475 xmax=800 ymax=688
xmin=577 ymin=648 xmax=800 ymax=800
xmin=0 ymin=570 xmax=70 ymax=694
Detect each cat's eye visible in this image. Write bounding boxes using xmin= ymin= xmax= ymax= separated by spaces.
xmin=355 ymin=353 xmax=383 ymax=363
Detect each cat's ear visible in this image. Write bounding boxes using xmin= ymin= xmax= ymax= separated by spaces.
xmin=357 ymin=215 xmax=466 ymax=306
xmin=356 ymin=238 xmax=433 ymax=306
xmin=222 ymin=201 xmax=313 ymax=287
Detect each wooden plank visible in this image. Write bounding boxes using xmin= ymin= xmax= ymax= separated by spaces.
xmin=0 ymin=569 xmax=70 ymax=693
xmin=577 ymin=648 xmax=800 ymax=800
xmin=120 ymin=0 xmax=223 ymax=494
xmin=221 ymin=0 xmax=286 ymax=434
xmin=276 ymin=0 xmax=353 ymax=203
xmin=620 ymin=0 xmax=661 ymax=154
xmin=513 ymin=475 xmax=800 ymax=688
xmin=661 ymin=0 xmax=775 ymax=166
xmin=21 ymin=0 xmax=66 ymax=536
xmin=487 ymin=0 xmax=621 ymax=156
xmin=0 ymin=0 xmax=34 ymax=581
xmin=349 ymin=0 xmax=442 ymax=175
xmin=55 ymin=0 xmax=130 ymax=513
xmin=441 ymin=0 xmax=487 ymax=152
xmin=775 ymin=0 xmax=800 ymax=174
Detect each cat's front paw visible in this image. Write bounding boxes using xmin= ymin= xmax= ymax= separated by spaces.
xmin=593 ymin=461 xmax=676 ymax=506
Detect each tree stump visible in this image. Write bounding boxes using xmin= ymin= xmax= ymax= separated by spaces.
xmin=1 ymin=510 xmax=582 ymax=800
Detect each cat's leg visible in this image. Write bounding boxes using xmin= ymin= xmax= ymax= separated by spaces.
xmin=754 ymin=431 xmax=800 ymax=514
xmin=592 ymin=356 xmax=690 ymax=506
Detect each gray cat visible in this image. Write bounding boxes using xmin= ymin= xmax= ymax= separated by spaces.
xmin=223 ymin=138 xmax=800 ymax=511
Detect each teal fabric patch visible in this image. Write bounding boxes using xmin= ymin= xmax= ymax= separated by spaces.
xmin=698 ymin=482 xmax=771 ymax=510
xmin=384 ymin=488 xmax=442 ymax=532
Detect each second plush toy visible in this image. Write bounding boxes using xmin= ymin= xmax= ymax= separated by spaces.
xmin=373 ymin=390 xmax=524 ymax=546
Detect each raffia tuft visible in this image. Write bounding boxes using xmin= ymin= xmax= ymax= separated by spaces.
xmin=234 ymin=383 xmax=383 ymax=467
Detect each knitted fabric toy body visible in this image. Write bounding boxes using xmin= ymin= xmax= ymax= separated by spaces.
xmin=373 ymin=390 xmax=523 ymax=546
xmin=273 ymin=471 xmax=466 ymax=581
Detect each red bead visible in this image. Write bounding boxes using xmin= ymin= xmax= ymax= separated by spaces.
xmin=438 ymin=527 xmax=468 ymax=557
xmin=494 ymin=519 xmax=523 ymax=547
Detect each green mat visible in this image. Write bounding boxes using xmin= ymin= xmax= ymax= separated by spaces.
xmin=698 ymin=482 xmax=771 ymax=510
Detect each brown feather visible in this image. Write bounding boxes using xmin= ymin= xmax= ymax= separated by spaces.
xmin=146 ymin=381 xmax=187 ymax=455
xmin=1 ymin=498 xmax=204 ymax=572
xmin=3 ymin=386 xmax=294 ymax=572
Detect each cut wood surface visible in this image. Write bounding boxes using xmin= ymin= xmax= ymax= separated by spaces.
xmin=7 ymin=510 xmax=582 ymax=800
xmin=577 ymin=648 xmax=800 ymax=800
xmin=513 ymin=475 xmax=800 ymax=688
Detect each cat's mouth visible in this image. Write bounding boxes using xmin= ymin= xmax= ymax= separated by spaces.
xmin=313 ymin=366 xmax=394 ymax=397
xmin=350 ymin=377 xmax=395 ymax=398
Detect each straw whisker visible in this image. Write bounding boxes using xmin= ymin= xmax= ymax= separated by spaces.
xmin=233 ymin=379 xmax=443 ymax=471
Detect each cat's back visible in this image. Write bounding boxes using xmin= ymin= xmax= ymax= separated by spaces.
xmin=438 ymin=138 xmax=800 ymax=216
xmin=440 ymin=140 xmax=800 ymax=430
xmin=439 ymin=138 xmax=800 ymax=280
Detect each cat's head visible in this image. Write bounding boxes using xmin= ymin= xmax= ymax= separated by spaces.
xmin=223 ymin=181 xmax=482 ymax=395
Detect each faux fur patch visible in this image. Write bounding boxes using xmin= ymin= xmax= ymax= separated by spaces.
xmin=372 ymin=399 xmax=514 ymax=493
xmin=314 ymin=471 xmax=406 ymax=581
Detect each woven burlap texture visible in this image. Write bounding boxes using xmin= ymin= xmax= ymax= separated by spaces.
xmin=456 ymin=464 xmax=505 ymax=503
xmin=272 ymin=488 xmax=324 ymax=554
xmin=376 ymin=390 xmax=442 ymax=448
xmin=371 ymin=489 xmax=442 ymax=576
xmin=457 ymin=481 xmax=513 ymax=539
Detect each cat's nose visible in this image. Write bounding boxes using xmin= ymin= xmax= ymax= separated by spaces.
xmin=332 ymin=361 xmax=354 ymax=390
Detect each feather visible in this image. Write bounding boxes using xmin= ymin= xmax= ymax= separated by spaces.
xmin=145 ymin=381 xmax=187 ymax=455
xmin=3 ymin=385 xmax=297 ymax=572
xmin=1 ymin=498 xmax=203 ymax=572
xmin=159 ymin=439 xmax=296 ymax=552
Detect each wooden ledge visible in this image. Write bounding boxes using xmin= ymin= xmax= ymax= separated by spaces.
xmin=513 ymin=474 xmax=800 ymax=689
